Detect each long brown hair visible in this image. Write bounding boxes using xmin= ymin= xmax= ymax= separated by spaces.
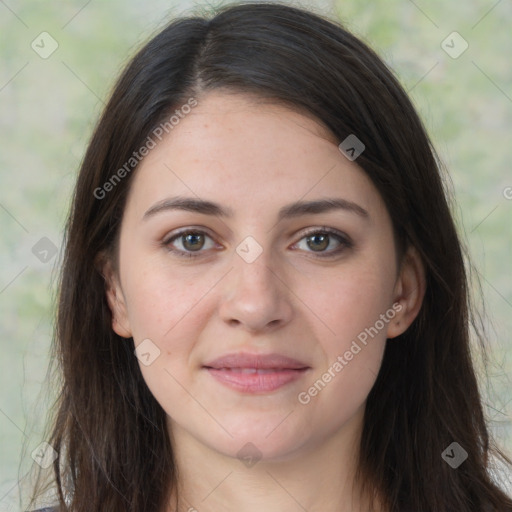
xmin=28 ymin=2 xmax=512 ymax=511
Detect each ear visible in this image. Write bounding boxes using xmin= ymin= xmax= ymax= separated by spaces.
xmin=95 ymin=253 xmax=132 ymax=338
xmin=386 ymin=245 xmax=426 ymax=339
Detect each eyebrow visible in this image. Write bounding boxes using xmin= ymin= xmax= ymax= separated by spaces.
xmin=142 ymin=196 xmax=369 ymax=222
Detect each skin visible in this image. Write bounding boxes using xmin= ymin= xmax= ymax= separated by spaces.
xmin=103 ymin=91 xmax=425 ymax=512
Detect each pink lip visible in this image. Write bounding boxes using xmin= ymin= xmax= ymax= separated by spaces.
xmin=203 ymin=352 xmax=310 ymax=393
xmin=204 ymin=352 xmax=308 ymax=370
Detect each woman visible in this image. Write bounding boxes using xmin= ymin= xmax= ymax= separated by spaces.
xmin=27 ymin=2 xmax=512 ymax=511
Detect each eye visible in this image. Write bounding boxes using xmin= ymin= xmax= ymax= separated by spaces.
xmin=291 ymin=227 xmax=353 ymax=258
xmin=163 ymin=229 xmax=217 ymax=258
xmin=162 ymin=226 xmax=353 ymax=260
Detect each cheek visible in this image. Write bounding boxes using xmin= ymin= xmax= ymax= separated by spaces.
xmin=298 ymin=270 xmax=390 ymax=432
xmin=122 ymin=262 xmax=214 ymax=342
xmin=123 ymin=268 xmax=212 ymax=414
xmin=297 ymin=255 xmax=395 ymax=406
xmin=304 ymin=258 xmax=396 ymax=348
xmin=120 ymin=262 xmax=220 ymax=391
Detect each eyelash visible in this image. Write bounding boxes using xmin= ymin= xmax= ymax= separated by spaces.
xmin=162 ymin=227 xmax=353 ymax=260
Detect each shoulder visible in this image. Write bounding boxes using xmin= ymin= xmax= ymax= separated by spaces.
xmin=29 ymin=508 xmax=58 ymax=512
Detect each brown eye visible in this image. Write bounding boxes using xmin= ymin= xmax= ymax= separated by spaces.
xmin=181 ymin=232 xmax=205 ymax=251
xmin=163 ymin=229 xmax=217 ymax=258
xmin=306 ymin=233 xmax=330 ymax=252
xmin=293 ymin=228 xmax=353 ymax=258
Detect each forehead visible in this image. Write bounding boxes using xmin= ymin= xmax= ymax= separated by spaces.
xmin=123 ymin=91 xmax=384 ymax=221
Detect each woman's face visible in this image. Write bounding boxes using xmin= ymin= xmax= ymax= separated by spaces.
xmin=104 ymin=91 xmax=423 ymax=462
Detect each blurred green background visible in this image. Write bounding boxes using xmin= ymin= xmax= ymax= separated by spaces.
xmin=1 ymin=0 xmax=511 ymax=508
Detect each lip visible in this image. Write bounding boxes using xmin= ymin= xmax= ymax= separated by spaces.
xmin=204 ymin=352 xmax=309 ymax=370
xmin=203 ymin=352 xmax=310 ymax=393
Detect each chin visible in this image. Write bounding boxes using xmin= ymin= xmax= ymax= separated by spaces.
xmin=196 ymin=412 xmax=312 ymax=463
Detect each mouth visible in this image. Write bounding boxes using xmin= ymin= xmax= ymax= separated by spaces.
xmin=203 ymin=352 xmax=310 ymax=393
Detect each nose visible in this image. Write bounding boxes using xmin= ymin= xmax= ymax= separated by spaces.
xmin=218 ymin=248 xmax=294 ymax=334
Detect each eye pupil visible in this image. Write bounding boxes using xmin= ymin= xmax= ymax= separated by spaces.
xmin=307 ymin=233 xmax=329 ymax=251
xmin=183 ymin=233 xmax=204 ymax=251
